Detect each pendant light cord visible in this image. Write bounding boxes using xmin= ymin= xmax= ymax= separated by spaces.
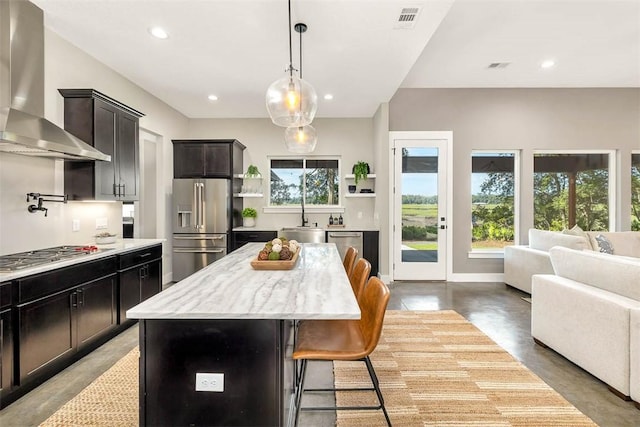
xmin=299 ymin=24 xmax=303 ymax=78
xmin=288 ymin=0 xmax=293 ymax=77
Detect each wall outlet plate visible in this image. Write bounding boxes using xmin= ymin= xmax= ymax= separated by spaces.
xmin=95 ymin=217 xmax=108 ymax=229
xmin=195 ymin=373 xmax=224 ymax=392
xmin=72 ymin=219 xmax=80 ymax=232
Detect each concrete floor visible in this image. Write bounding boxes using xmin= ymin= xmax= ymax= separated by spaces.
xmin=1 ymin=282 xmax=638 ymax=426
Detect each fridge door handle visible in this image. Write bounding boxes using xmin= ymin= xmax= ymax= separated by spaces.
xmin=173 ymin=248 xmax=225 ymax=254
xmin=193 ymin=182 xmax=199 ymax=229
xmin=197 ymin=182 xmax=205 ymax=230
xmin=174 ymin=235 xmax=225 ymax=240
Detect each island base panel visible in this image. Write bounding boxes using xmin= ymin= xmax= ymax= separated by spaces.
xmin=139 ymin=319 xmax=294 ymax=426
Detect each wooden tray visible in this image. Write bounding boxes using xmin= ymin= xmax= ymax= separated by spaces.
xmin=250 ymin=247 xmax=301 ymax=270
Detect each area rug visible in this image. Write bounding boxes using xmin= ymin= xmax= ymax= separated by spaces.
xmin=40 ymin=311 xmax=596 ymax=427
xmin=39 ymin=348 xmax=139 ymax=427
xmin=334 ymin=310 xmax=596 ymax=426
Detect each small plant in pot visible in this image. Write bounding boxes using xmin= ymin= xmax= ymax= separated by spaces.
xmin=352 ymin=161 xmax=370 ymax=185
xmin=242 ymin=207 xmax=257 ymax=227
xmin=244 ymin=164 xmax=261 ymax=178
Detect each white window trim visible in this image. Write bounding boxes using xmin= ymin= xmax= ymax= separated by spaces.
xmin=533 ymin=149 xmax=616 ymax=231
xmin=267 ymin=155 xmax=342 ymax=210
xmin=469 ymin=149 xmax=520 ymax=258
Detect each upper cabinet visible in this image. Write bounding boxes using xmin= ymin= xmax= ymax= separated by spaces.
xmin=173 ymin=139 xmax=246 ymax=179
xmin=59 ymin=89 xmax=145 ymax=201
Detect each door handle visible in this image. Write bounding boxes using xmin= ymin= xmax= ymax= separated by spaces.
xmin=174 ymin=235 xmax=224 ymax=240
xmin=328 ymin=233 xmax=362 ymax=238
xmin=173 ymin=248 xmax=225 ymax=254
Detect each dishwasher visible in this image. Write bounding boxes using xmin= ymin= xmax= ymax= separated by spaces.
xmin=327 ymin=231 xmax=364 ymax=263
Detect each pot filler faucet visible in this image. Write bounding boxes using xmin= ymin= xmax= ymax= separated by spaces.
xmin=26 ymin=193 xmax=67 ymax=217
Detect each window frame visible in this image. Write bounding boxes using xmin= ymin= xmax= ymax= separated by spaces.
xmin=632 ymin=150 xmax=640 ymax=231
xmin=468 ymin=149 xmax=520 ymax=259
xmin=264 ymin=156 xmax=344 ymax=214
xmin=533 ymin=149 xmax=616 ymax=231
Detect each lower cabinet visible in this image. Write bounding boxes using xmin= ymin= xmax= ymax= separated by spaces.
xmin=119 ymin=246 xmax=162 ymax=325
xmin=1 ymin=279 xmax=13 ymax=401
xmin=232 ymin=230 xmax=277 ymax=251
xmin=363 ymin=231 xmax=380 ymax=277
xmin=18 ymin=274 xmax=117 ymax=384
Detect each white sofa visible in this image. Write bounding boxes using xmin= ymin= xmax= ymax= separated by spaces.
xmin=504 ymin=228 xmax=640 ymax=293
xmin=531 ymin=247 xmax=640 ymax=403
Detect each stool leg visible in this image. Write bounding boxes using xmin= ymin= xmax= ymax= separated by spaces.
xmin=364 ymin=356 xmax=392 ymax=427
xmin=294 ymin=359 xmax=307 ymax=427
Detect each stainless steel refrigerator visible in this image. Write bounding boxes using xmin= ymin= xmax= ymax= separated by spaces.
xmin=172 ymin=179 xmax=232 ymax=281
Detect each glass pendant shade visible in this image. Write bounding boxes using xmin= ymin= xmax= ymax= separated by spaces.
xmin=266 ymin=74 xmax=318 ymax=127
xmin=284 ymin=124 xmax=317 ymax=153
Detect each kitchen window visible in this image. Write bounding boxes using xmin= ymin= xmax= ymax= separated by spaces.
xmin=268 ymin=158 xmax=340 ymax=209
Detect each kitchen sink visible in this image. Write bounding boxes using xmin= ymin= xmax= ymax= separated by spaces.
xmin=279 ymin=227 xmax=326 ymax=243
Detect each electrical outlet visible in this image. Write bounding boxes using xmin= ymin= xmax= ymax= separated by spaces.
xmin=95 ymin=217 xmax=108 ymax=229
xmin=72 ymin=219 xmax=80 ymax=232
xmin=195 ymin=373 xmax=224 ymax=392
xmin=357 ymin=211 xmax=363 ymax=219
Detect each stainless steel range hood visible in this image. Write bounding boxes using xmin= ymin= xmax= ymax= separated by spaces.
xmin=0 ymin=0 xmax=110 ymax=161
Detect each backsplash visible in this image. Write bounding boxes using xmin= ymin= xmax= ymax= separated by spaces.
xmin=0 ymin=152 xmax=122 ymax=254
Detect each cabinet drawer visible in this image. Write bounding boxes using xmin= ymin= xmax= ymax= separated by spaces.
xmin=118 ymin=245 xmax=162 ymax=270
xmin=17 ymin=257 xmax=117 ymax=304
xmin=0 ymin=282 xmax=12 ymax=310
xmin=232 ymin=231 xmax=277 ymax=251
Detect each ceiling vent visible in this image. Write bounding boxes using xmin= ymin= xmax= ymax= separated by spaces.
xmin=394 ymin=7 xmax=421 ymax=29
xmin=488 ymin=62 xmax=511 ymax=69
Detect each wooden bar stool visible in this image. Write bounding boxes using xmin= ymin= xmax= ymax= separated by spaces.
xmin=343 ymin=246 xmax=358 ymax=275
xmin=292 ymin=276 xmax=392 ymax=426
xmin=349 ymin=257 xmax=371 ymax=303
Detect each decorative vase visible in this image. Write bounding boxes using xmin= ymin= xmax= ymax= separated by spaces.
xmin=348 ymin=185 xmax=356 ymax=193
xmin=243 ymin=217 xmax=256 ymax=227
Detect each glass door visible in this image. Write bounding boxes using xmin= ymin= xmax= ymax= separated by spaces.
xmin=392 ymin=136 xmax=449 ymax=280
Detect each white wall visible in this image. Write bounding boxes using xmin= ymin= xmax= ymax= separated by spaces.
xmin=389 ymin=88 xmax=640 ymax=275
xmin=0 ymin=30 xmax=189 ymax=279
xmin=187 ymin=117 xmax=376 ymax=230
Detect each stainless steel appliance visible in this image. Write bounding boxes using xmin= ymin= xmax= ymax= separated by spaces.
xmin=172 ymin=179 xmax=230 ymax=281
xmin=0 ymin=245 xmax=107 ymax=272
xmin=327 ymin=231 xmax=364 ymax=263
xmin=280 ymin=227 xmax=326 ymax=243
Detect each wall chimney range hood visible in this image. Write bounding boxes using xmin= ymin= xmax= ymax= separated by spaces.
xmin=0 ymin=0 xmax=110 ymax=161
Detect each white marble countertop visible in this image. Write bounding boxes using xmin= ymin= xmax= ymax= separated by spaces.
xmin=127 ymin=242 xmax=360 ymax=320
xmin=0 ymin=239 xmax=164 ymax=282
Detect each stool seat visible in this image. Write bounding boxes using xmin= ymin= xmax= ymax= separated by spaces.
xmin=294 ymin=320 xmax=366 ymax=360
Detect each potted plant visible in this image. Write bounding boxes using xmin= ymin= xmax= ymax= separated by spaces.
xmin=242 ymin=207 xmax=257 ymax=227
xmin=352 ymin=161 xmax=370 ymax=185
xmin=244 ymin=164 xmax=261 ymax=178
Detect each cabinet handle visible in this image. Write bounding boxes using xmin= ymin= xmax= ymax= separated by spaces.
xmin=113 ymin=183 xmax=117 ymax=197
xmin=77 ymin=289 xmax=84 ymax=306
xmin=70 ymin=292 xmax=78 ymax=308
xmin=121 ymin=183 xmax=125 ymax=197
xmin=139 ymin=252 xmax=152 ymax=258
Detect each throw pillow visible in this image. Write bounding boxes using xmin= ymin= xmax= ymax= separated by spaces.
xmin=595 ymin=234 xmax=614 ymax=254
xmin=563 ymin=224 xmax=588 ymax=240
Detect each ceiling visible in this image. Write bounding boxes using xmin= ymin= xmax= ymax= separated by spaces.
xmin=32 ymin=0 xmax=640 ymax=120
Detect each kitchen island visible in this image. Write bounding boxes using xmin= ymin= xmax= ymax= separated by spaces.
xmin=127 ymin=242 xmax=360 ymax=427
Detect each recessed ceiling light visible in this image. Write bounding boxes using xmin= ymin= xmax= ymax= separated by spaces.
xmin=324 ymin=94 xmax=334 ymax=100
xmin=208 ymin=94 xmax=218 ymax=101
xmin=541 ymin=60 xmax=555 ymax=69
xmin=149 ymin=27 xmax=169 ymax=39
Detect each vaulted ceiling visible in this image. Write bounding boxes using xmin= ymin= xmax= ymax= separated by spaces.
xmin=33 ymin=0 xmax=640 ymax=119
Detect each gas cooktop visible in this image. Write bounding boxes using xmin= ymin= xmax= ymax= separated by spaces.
xmin=0 ymin=245 xmax=102 ymax=272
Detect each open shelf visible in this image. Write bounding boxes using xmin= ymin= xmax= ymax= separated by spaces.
xmin=344 ymin=174 xmax=377 ymax=180
xmin=344 ymin=193 xmax=376 ymax=198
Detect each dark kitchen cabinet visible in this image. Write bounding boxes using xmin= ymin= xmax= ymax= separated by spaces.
xmin=363 ymin=231 xmax=379 ymax=277
xmin=0 ymin=282 xmax=13 ymax=401
xmin=118 ymin=245 xmax=162 ymax=326
xmin=232 ymin=230 xmax=278 ymax=251
xmin=173 ymin=139 xmax=245 ymax=179
xmin=1 ymin=256 xmax=118 ymax=407
xmin=59 ymin=89 xmax=145 ymax=201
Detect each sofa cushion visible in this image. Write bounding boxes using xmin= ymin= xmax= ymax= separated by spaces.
xmin=586 ymin=231 xmax=640 ymax=258
xmin=529 ymin=228 xmax=592 ymax=252
xmin=549 ymin=246 xmax=640 ymax=301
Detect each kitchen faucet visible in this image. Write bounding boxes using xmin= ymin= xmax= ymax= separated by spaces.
xmin=301 ymin=196 xmax=308 ymax=227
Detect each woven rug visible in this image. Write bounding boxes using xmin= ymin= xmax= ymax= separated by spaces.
xmin=334 ymin=310 xmax=596 ymax=426
xmin=40 ymin=348 xmax=139 ymax=427
xmin=40 ymin=311 xmax=596 ymax=427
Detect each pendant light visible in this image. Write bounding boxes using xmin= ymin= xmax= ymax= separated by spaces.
xmin=284 ymin=22 xmax=317 ymax=153
xmin=266 ymin=0 xmax=317 ymax=128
